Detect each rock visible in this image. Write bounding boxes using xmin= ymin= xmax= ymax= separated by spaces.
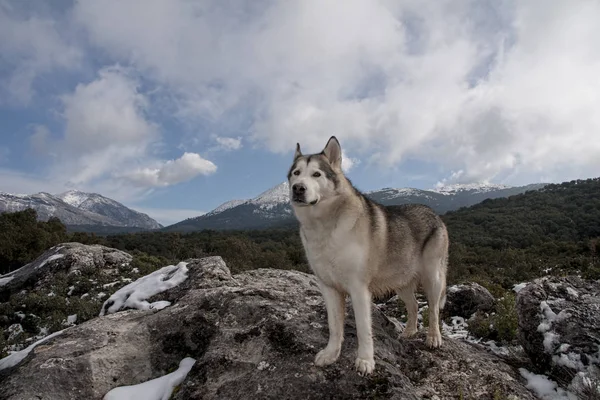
xmin=516 ymin=276 xmax=600 ymax=388
xmin=0 ymin=243 xmax=132 ymax=300
xmin=442 ymin=283 xmax=495 ymax=319
xmin=0 ymin=256 xmax=537 ymax=400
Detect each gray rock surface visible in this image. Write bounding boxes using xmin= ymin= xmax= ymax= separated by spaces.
xmin=0 ymin=242 xmax=132 ymax=300
xmin=516 ymin=276 xmax=600 ymax=388
xmin=443 ymin=283 xmax=495 ymax=319
xmin=0 ymin=255 xmax=537 ymax=400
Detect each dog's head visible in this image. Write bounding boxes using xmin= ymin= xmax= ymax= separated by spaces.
xmin=287 ymin=136 xmax=344 ymax=207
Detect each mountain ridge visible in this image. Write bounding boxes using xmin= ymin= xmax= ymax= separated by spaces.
xmin=164 ymin=181 xmax=548 ymax=232
xmin=0 ymin=190 xmax=162 ymax=231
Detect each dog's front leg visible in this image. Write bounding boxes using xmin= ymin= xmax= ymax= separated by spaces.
xmin=350 ymin=284 xmax=375 ymax=375
xmin=315 ymin=282 xmax=345 ymax=367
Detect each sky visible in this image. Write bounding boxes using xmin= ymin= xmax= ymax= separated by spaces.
xmin=1 ymin=0 xmax=600 ymax=226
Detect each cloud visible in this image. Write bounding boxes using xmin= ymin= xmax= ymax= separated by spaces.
xmin=0 ymin=168 xmax=67 ymax=195
xmin=120 ymin=152 xmax=217 ymax=188
xmin=214 ymin=136 xmax=242 ymax=151
xmin=28 ymin=124 xmax=51 ymax=155
xmin=2 ymin=0 xmax=600 ymax=199
xmin=1 ymin=63 xmax=217 ymax=201
xmin=68 ymin=0 xmax=600 ymax=186
xmin=47 ymin=66 xmax=159 ymax=187
xmin=61 ymin=66 xmax=156 ymax=153
xmin=0 ymin=2 xmax=81 ymax=104
xmin=341 ymin=151 xmax=359 ymax=173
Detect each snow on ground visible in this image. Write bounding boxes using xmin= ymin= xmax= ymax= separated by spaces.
xmin=7 ymin=324 xmax=23 ymax=341
xmin=513 ymin=282 xmax=528 ymax=293
xmin=537 ymin=301 xmax=571 ymax=353
xmin=0 ymin=276 xmax=14 ymax=287
xmin=36 ymin=253 xmax=65 ymax=269
xmin=103 ymin=357 xmax=196 ymax=400
xmin=519 ymin=368 xmax=578 ymax=400
xmin=442 ymin=316 xmax=470 ymax=340
xmin=99 ymin=262 xmax=189 ymax=316
xmin=0 ymin=330 xmax=65 ymax=371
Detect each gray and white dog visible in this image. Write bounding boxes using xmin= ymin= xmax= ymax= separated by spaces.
xmin=288 ymin=136 xmax=449 ymax=375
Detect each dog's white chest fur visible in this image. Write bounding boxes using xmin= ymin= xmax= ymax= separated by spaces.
xmin=300 ymin=224 xmax=368 ymax=292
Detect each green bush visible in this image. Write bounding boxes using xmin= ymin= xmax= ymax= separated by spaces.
xmin=493 ymin=293 xmax=519 ymax=343
xmin=0 ymin=209 xmax=67 ymax=274
xmin=467 ymin=291 xmax=518 ymax=343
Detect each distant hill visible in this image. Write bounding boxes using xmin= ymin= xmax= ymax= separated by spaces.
xmin=0 ymin=190 xmax=162 ymax=232
xmin=443 ymin=177 xmax=600 ymax=250
xmin=164 ymin=181 xmax=547 ymax=232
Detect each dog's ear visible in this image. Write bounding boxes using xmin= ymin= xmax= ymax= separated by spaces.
xmin=294 ymin=143 xmax=302 ymax=160
xmin=322 ymin=136 xmax=342 ymax=170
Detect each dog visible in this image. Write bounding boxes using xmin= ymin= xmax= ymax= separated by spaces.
xmin=288 ymin=136 xmax=449 ymax=376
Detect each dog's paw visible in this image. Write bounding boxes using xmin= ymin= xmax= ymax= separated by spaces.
xmin=314 ymin=347 xmax=340 ymax=367
xmin=355 ymin=357 xmax=375 ymax=376
xmin=401 ymin=326 xmax=418 ymax=338
xmin=425 ymin=332 xmax=443 ymax=348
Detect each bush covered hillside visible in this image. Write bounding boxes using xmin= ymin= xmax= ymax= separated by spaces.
xmin=0 ymin=209 xmax=68 ymax=274
xmin=444 ymin=177 xmax=600 ymax=286
xmin=1 ymin=177 xmax=599 ymax=288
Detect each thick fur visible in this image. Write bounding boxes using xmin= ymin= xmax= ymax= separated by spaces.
xmin=288 ymin=136 xmax=449 ymax=376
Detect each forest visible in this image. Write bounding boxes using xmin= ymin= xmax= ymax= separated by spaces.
xmin=1 ymin=177 xmax=599 ymax=289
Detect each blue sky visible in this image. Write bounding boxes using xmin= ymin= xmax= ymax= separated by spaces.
xmin=1 ymin=1 xmax=600 ymax=225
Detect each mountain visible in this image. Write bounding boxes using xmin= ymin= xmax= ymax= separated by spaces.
xmin=57 ymin=190 xmax=162 ymax=230
xmin=0 ymin=191 xmax=161 ymax=231
xmin=164 ymin=181 xmax=547 ymax=232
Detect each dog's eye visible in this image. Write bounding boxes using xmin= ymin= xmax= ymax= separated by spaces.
xmin=293 ymin=170 xmax=300 ymax=176
xmin=312 ymin=172 xmax=321 ymax=178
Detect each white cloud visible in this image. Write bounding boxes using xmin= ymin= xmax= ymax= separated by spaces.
xmin=49 ymin=66 xmax=158 ymax=187
xmin=61 ymin=66 xmax=156 ymax=153
xmin=341 ymin=151 xmax=359 ymax=173
xmin=0 ymin=2 xmax=81 ymax=104
xmin=214 ymin=136 xmax=242 ymax=151
xmin=1 ymin=0 xmax=599 ymax=199
xmin=1 ymin=64 xmax=218 ymax=200
xmin=120 ymin=152 xmax=217 ymax=188
xmin=69 ymin=0 xmax=600 ymax=186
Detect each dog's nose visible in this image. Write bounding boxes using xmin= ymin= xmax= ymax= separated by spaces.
xmin=292 ymin=183 xmax=306 ymax=195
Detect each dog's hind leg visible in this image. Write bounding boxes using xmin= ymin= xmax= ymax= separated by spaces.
xmin=349 ymin=284 xmax=375 ymax=375
xmin=397 ymin=282 xmax=418 ymax=338
xmin=421 ymin=227 xmax=449 ymax=349
xmin=315 ymin=281 xmax=346 ymax=367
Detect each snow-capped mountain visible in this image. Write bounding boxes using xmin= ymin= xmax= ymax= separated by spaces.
xmin=0 ymin=191 xmax=161 ymax=231
xmin=57 ymin=190 xmax=162 ymax=230
xmin=164 ymin=181 xmax=547 ymax=232
xmin=204 ymin=199 xmax=248 ymax=216
xmin=432 ymin=183 xmax=511 ymax=195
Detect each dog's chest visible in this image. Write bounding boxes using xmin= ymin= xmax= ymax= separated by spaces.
xmin=301 ymin=227 xmax=367 ymax=288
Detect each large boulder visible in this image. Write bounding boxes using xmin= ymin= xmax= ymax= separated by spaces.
xmin=516 ymin=275 xmax=600 ymax=391
xmin=443 ymin=283 xmax=495 ymax=319
xmin=0 ymin=255 xmax=537 ymax=400
xmin=0 ymin=243 xmax=132 ymax=300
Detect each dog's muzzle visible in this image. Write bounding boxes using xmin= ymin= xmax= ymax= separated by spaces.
xmin=292 ymin=183 xmax=318 ymax=205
